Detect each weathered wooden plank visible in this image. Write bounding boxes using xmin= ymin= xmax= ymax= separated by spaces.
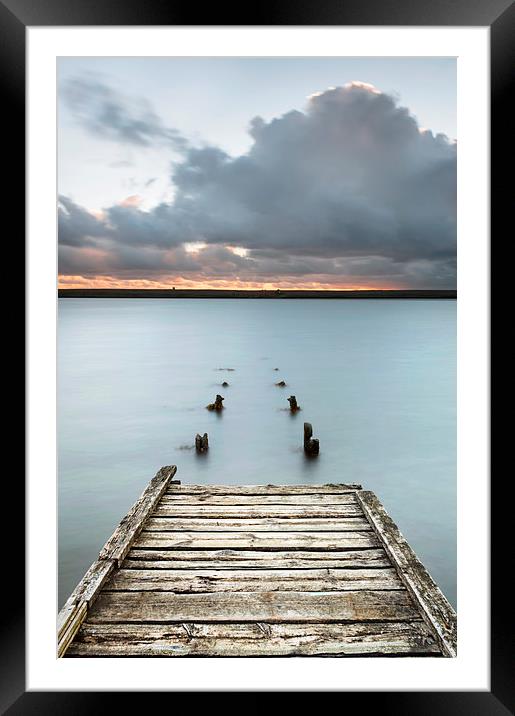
xmin=87 ymin=590 xmax=418 ymax=623
xmin=99 ymin=465 xmax=177 ymax=566
xmin=57 ymin=602 xmax=87 ymax=658
xmin=57 ymin=600 xmax=83 ymax=642
xmin=144 ymin=517 xmax=371 ymax=532
xmin=155 ymin=504 xmax=362 ymax=518
xmin=132 ymin=530 xmax=379 ymax=551
xmin=162 ymin=494 xmax=361 ymax=505
xmin=356 ymin=491 xmax=457 ymax=658
xmin=124 ymin=548 xmax=391 ymax=569
xmin=58 ymin=467 xmax=176 ymax=657
xmin=105 ymin=567 xmax=403 ymax=592
xmin=62 ymin=559 xmax=116 ymax=611
xmin=67 ymin=621 xmax=440 ymax=657
xmin=59 ymin=477 xmax=453 ymax=659
xmin=166 ymin=484 xmax=362 ymax=495
xmin=57 ymin=559 xmax=116 ymax=657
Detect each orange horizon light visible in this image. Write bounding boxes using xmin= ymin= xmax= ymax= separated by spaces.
xmin=58 ymin=275 xmax=402 ymax=291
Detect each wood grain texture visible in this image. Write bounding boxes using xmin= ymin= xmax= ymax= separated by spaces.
xmin=67 ymin=559 xmax=116 ymax=607
xmin=144 ymin=516 xmax=371 ymax=532
xmin=87 ymin=589 xmax=418 ymax=624
xmin=99 ymin=466 xmax=177 ymax=566
xmin=123 ymin=548 xmax=391 ymax=569
xmin=356 ymin=490 xmax=457 ymax=657
xmin=67 ymin=621 xmax=440 ymax=657
xmin=155 ymin=504 xmax=362 ymax=518
xmin=162 ymin=494 xmax=361 ymax=505
xmin=57 ymin=603 xmax=87 ymax=658
xmin=166 ymin=484 xmax=362 ymax=495
xmin=105 ymin=567 xmax=403 ymax=592
xmin=60 ymin=479 xmax=452 ymax=658
xmin=57 ymin=559 xmax=116 ymax=657
xmin=132 ymin=530 xmax=379 ymax=551
xmin=57 ymin=466 xmax=176 ymax=657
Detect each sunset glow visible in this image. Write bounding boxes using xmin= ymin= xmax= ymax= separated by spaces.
xmin=58 ymin=58 xmax=456 ymax=290
xmin=58 ymin=275 xmax=402 ymax=291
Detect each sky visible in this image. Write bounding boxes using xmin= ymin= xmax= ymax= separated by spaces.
xmin=58 ymin=57 xmax=456 ymax=290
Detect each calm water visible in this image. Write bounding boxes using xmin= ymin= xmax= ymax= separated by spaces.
xmin=58 ymin=298 xmax=456 ymax=608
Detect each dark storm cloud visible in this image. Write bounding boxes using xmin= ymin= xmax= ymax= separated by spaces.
xmin=61 ymin=76 xmax=187 ymax=149
xmin=58 ymin=196 xmax=112 ymax=246
xmin=59 ymin=81 xmax=456 ymax=287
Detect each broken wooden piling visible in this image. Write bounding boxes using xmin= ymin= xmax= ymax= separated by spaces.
xmin=195 ymin=433 xmax=209 ymax=453
xmin=304 ymin=422 xmax=320 ymax=455
xmin=207 ymin=394 xmax=224 ymax=411
xmin=287 ymin=395 xmax=300 ymax=412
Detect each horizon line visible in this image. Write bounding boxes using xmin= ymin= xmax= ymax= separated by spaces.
xmin=58 ymin=288 xmax=457 ymax=299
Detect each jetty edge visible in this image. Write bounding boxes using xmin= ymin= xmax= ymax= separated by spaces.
xmin=58 ymin=467 xmax=456 ymax=658
xmin=57 ymin=466 xmax=178 ymax=656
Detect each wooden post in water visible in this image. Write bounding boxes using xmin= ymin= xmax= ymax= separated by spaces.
xmin=304 ymin=422 xmax=320 ymax=455
xmin=195 ymin=433 xmax=209 ymax=453
xmin=288 ymin=395 xmax=300 ymax=412
xmin=207 ymin=395 xmax=224 ymax=411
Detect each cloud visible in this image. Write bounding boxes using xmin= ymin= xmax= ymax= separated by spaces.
xmin=119 ymin=194 xmax=143 ymax=208
xmin=58 ymin=196 xmax=112 ymax=247
xmin=59 ymin=81 xmax=456 ymax=288
xmin=109 ymin=159 xmax=134 ymax=168
xmin=60 ymin=75 xmax=187 ymax=149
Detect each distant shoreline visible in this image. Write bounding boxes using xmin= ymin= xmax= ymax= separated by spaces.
xmin=58 ymin=288 xmax=456 ymax=299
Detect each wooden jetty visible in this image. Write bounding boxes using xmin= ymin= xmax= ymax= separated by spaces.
xmin=58 ymin=466 xmax=457 ymax=657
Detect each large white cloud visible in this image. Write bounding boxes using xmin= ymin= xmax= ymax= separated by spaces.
xmin=59 ymin=80 xmax=456 ymax=287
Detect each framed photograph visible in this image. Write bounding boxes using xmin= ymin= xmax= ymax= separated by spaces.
xmin=7 ymin=0 xmax=505 ymax=709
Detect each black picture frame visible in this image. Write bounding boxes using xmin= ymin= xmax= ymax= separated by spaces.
xmin=5 ymin=0 xmax=504 ymax=711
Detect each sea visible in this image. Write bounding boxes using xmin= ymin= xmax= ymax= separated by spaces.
xmin=58 ymin=298 xmax=456 ymax=608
